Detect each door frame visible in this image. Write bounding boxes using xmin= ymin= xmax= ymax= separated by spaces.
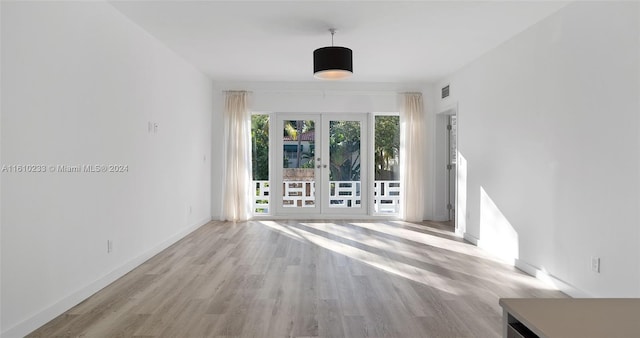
xmin=435 ymin=104 xmax=458 ymax=231
xmin=273 ymin=113 xmax=369 ymax=217
xmin=447 ymin=114 xmax=457 ymax=221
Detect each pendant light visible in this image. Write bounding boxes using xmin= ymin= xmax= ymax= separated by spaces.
xmin=313 ymin=29 xmax=353 ymax=80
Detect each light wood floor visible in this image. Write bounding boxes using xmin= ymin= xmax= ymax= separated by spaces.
xmin=28 ymin=220 xmax=565 ymax=337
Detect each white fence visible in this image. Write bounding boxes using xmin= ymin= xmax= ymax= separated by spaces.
xmin=373 ymin=181 xmax=401 ymax=214
xmin=282 ymin=181 xmax=316 ymax=208
xmin=253 ymin=181 xmax=270 ymax=214
xmin=253 ymin=180 xmax=400 ymax=214
xmin=329 ymin=181 xmax=361 ymax=208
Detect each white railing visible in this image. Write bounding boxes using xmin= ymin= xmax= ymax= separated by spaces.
xmin=252 ymin=180 xmax=400 ymax=214
xmin=253 ymin=181 xmax=270 ymax=214
xmin=374 ymin=180 xmax=401 ymax=214
xmin=283 ymin=181 xmax=315 ymax=208
xmin=329 ymin=181 xmax=361 ymax=208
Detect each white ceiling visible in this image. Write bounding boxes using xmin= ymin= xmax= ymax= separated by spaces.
xmin=109 ymin=1 xmax=569 ymax=83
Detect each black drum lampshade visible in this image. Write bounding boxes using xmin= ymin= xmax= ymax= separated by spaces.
xmin=313 ymin=29 xmax=353 ymax=80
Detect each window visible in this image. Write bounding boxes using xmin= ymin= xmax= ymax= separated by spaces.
xmin=251 ymin=114 xmax=270 ymax=214
xmin=373 ymin=114 xmax=400 ymax=214
xmin=251 ymin=112 xmax=401 ymax=216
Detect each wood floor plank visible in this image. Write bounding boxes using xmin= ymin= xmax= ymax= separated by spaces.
xmin=27 ymin=220 xmax=566 ymax=338
xmin=317 ymin=299 xmax=345 ymax=338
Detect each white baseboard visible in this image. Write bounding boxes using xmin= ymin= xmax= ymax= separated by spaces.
xmin=1 ymin=217 xmax=212 ymax=338
xmin=460 ymin=233 xmax=588 ymax=298
xmin=463 ymin=232 xmax=479 ymax=245
xmin=514 ymin=259 xmax=590 ymax=298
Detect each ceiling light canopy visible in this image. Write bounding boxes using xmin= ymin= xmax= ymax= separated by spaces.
xmin=313 ymin=29 xmax=352 ymax=80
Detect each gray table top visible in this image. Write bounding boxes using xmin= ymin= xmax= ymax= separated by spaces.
xmin=499 ymin=298 xmax=640 ymax=338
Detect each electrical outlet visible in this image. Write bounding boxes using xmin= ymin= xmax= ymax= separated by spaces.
xmin=591 ymin=257 xmax=600 ymax=273
xmin=107 ymin=240 xmax=113 ymax=253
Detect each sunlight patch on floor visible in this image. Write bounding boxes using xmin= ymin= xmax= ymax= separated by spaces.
xmin=258 ymin=220 xmax=463 ymax=295
xmin=299 ymin=222 xmax=495 ymax=281
xmin=350 ymin=221 xmax=503 ymax=263
xmin=257 ymin=220 xmax=558 ymax=293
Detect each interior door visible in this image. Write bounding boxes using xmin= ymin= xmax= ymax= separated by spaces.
xmin=447 ymin=115 xmax=457 ymax=221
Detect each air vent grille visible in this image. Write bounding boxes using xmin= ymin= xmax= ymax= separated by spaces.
xmin=441 ymin=85 xmax=450 ymax=99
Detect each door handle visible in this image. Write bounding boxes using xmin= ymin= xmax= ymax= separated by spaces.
xmin=323 ymin=164 xmax=327 ymax=168
xmin=317 ymin=165 xmax=321 ymax=168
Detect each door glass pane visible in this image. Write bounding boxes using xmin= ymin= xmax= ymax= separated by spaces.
xmin=282 ymin=120 xmax=315 ymax=208
xmin=374 ymin=115 xmax=400 ymax=214
xmin=329 ymin=120 xmax=361 ymax=208
xmin=251 ymin=114 xmax=270 ymax=214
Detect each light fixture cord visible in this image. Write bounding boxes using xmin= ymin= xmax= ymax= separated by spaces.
xmin=329 ymin=28 xmax=336 ymax=46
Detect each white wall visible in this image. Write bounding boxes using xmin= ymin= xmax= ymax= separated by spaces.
xmin=211 ymin=82 xmax=434 ymax=220
xmin=435 ymin=2 xmax=640 ymax=297
xmin=1 ymin=2 xmax=213 ymax=336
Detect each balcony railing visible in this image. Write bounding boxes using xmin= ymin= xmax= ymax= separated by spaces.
xmin=373 ymin=180 xmax=401 ymax=214
xmin=329 ymin=181 xmax=361 ymax=208
xmin=253 ymin=181 xmax=270 ymax=214
xmin=253 ymin=180 xmax=400 ymax=215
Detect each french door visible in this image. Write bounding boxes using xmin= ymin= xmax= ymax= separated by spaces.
xmin=274 ymin=113 xmax=368 ymax=216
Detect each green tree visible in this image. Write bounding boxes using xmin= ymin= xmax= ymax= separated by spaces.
xmin=283 ymin=120 xmax=315 ymax=169
xmin=374 ymin=116 xmax=400 ymax=180
xmin=329 ymin=121 xmax=361 ymax=181
xmin=251 ymin=115 xmax=269 ymax=180
xmin=252 ymin=115 xmax=399 ymax=182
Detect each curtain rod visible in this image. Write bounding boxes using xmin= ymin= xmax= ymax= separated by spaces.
xmin=222 ymin=89 xmax=414 ymax=96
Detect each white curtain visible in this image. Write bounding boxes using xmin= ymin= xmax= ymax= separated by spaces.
xmin=221 ymin=91 xmax=252 ymax=221
xmin=400 ymin=93 xmax=426 ymax=222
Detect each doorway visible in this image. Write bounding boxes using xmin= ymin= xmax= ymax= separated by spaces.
xmin=274 ymin=113 xmax=368 ymax=216
xmin=446 ymin=115 xmax=457 ymax=221
xmin=435 ymin=107 xmax=457 ymax=226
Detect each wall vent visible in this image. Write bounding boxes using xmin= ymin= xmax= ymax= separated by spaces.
xmin=441 ymin=85 xmax=450 ymax=99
